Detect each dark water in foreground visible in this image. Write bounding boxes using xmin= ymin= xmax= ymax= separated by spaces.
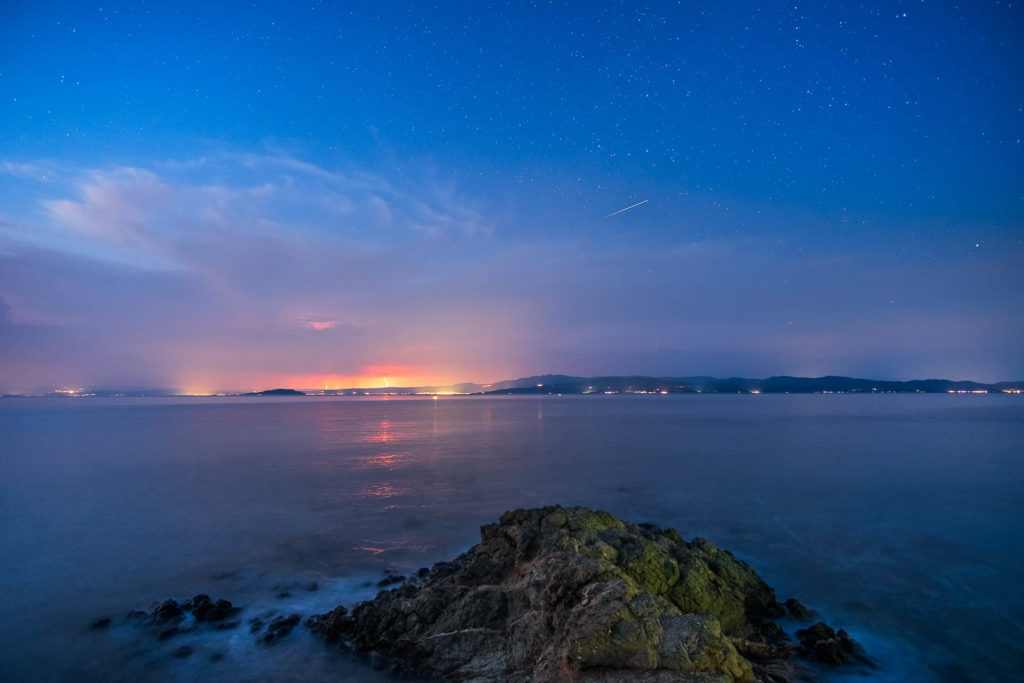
xmin=1 ymin=394 xmax=1022 ymax=682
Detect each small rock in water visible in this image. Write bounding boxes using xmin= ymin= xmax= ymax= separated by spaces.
xmin=153 ymin=599 xmax=184 ymax=624
xmin=261 ymin=614 xmax=301 ymax=645
xmin=172 ymin=645 xmax=194 ymax=659
xmin=191 ymin=594 xmax=237 ymax=622
xmin=209 ymin=652 xmax=225 ymax=663
xmin=276 ymin=591 xmax=292 ymax=599
xmin=100 ymin=592 xmax=245 ymax=647
xmin=305 ymin=581 xmax=319 ymax=592
xmin=785 ymin=598 xmax=813 ymax=621
xmin=158 ymin=626 xmax=181 ymax=640
xmin=89 ymin=617 xmax=111 ymax=631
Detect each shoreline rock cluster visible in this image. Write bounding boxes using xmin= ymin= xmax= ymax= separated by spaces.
xmin=91 ymin=593 xmax=303 ymax=659
xmin=308 ymin=505 xmax=869 ymax=682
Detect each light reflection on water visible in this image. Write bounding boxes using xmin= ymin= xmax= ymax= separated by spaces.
xmin=356 ymin=482 xmax=407 ymax=499
xmin=0 ymin=394 xmax=1021 ymax=682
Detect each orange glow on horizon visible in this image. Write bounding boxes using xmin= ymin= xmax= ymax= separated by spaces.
xmin=173 ymin=362 xmax=502 ymax=394
xmin=232 ymin=366 xmax=451 ymax=392
xmin=282 ymin=364 xmax=448 ymax=391
xmin=285 ymin=373 xmax=431 ymax=391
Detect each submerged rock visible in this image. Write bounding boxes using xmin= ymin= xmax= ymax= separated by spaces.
xmin=261 ymin=614 xmax=302 ymax=645
xmin=88 ymin=617 xmax=111 ymax=631
xmin=172 ymin=645 xmax=194 ymax=659
xmin=309 ymin=505 xmax=867 ymax=682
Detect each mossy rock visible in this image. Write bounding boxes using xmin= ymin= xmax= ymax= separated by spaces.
xmin=309 ymin=505 xmax=863 ymax=682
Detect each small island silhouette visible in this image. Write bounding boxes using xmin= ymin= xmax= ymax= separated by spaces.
xmin=242 ymin=388 xmax=307 ymax=396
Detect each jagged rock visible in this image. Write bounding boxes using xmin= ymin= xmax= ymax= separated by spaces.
xmin=796 ymin=622 xmax=869 ymax=666
xmin=261 ymin=614 xmax=301 ymax=645
xmin=153 ymin=599 xmax=184 ymax=624
xmin=377 ymin=573 xmax=406 ymax=587
xmin=310 ymin=505 xmax=864 ymax=682
xmin=190 ymin=594 xmax=238 ymax=622
xmin=106 ymin=593 xmax=241 ymax=641
xmin=305 ymin=606 xmax=349 ymax=640
xmin=783 ymin=599 xmax=811 ymax=622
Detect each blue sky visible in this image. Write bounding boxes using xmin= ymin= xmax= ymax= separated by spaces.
xmin=1 ymin=1 xmax=1022 ymax=391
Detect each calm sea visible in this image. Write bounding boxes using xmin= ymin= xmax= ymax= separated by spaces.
xmin=1 ymin=394 xmax=1021 ymax=682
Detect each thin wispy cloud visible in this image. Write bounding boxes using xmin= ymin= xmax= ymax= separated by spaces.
xmin=0 ymin=151 xmax=1021 ymax=392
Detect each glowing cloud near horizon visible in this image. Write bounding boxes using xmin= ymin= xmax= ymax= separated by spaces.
xmin=301 ymin=320 xmax=337 ymax=331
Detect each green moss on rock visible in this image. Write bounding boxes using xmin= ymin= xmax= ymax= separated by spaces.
xmin=309 ymin=505 xmax=863 ymax=682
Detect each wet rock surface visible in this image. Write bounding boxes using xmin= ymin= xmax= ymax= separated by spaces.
xmin=308 ymin=505 xmax=869 ymax=682
xmin=94 ymin=592 xmax=304 ymax=652
xmin=261 ymin=614 xmax=302 ymax=645
xmin=190 ymin=594 xmax=239 ymax=622
xmin=783 ymin=599 xmax=813 ymax=622
xmin=377 ymin=573 xmax=407 ymax=588
xmin=111 ymin=595 xmax=242 ymax=642
xmin=796 ymin=622 xmax=870 ymax=666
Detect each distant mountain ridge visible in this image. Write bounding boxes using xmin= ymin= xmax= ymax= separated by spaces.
xmin=479 ymin=374 xmax=1021 ymax=395
xmin=318 ymin=373 xmax=1021 ymax=396
xmin=8 ymin=374 xmax=1021 ymax=397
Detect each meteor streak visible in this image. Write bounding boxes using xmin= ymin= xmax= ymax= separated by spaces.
xmin=605 ymin=199 xmax=648 ymax=217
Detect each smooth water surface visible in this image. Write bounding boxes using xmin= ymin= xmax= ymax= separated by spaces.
xmin=1 ymin=394 xmax=1022 ymax=681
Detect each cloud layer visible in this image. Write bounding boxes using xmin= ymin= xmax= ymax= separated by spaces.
xmin=1 ymin=152 xmax=1021 ymax=392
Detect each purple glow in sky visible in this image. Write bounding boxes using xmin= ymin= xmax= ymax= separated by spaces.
xmin=1 ymin=2 xmax=1022 ymax=391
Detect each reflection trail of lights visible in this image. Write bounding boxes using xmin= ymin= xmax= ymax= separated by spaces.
xmin=357 ymin=482 xmax=407 ymax=499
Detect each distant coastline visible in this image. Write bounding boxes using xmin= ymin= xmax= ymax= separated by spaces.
xmin=4 ymin=374 xmax=1021 ymax=398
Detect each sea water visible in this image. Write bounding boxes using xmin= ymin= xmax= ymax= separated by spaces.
xmin=0 ymin=394 xmax=1021 ymax=681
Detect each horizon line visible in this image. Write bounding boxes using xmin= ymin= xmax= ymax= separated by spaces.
xmin=5 ymin=372 xmax=1023 ymax=397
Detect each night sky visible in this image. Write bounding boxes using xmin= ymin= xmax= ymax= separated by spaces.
xmin=1 ymin=1 xmax=1022 ymax=392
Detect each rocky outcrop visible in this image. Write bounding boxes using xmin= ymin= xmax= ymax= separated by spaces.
xmin=796 ymin=622 xmax=870 ymax=666
xmin=98 ymin=593 xmax=303 ymax=649
xmin=309 ymin=505 xmax=866 ymax=682
xmin=120 ymin=594 xmax=241 ymax=641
